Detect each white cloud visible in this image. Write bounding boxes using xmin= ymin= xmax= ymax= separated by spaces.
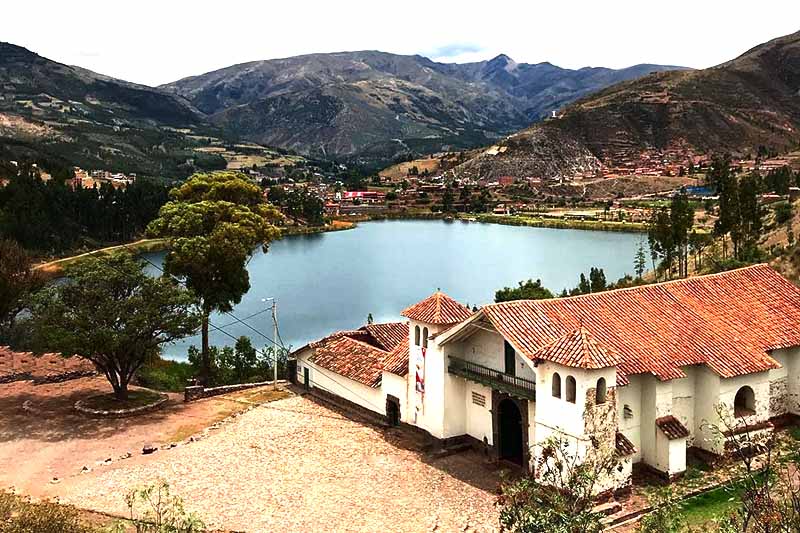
xmin=3 ymin=0 xmax=799 ymax=86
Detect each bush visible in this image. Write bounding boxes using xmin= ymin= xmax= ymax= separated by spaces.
xmin=138 ymin=358 xmax=196 ymax=392
xmin=775 ymin=201 xmax=794 ymax=225
xmin=122 ymin=481 xmax=204 ymax=533
xmin=0 ymin=491 xmax=93 ymax=533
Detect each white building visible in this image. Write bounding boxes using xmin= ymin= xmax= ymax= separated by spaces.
xmin=293 ymin=264 xmax=800 ymax=491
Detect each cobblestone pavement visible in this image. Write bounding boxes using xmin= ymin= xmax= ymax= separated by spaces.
xmin=57 ymin=395 xmax=502 ymax=532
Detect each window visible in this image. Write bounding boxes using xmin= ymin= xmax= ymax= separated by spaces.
xmin=552 ymin=372 xmax=562 ymax=398
xmin=414 ymin=325 xmax=420 ymax=346
xmin=623 ymin=404 xmax=634 ymax=419
xmin=566 ymin=376 xmax=577 ymax=404
xmin=595 ymin=378 xmax=607 ymax=404
xmin=422 ymin=327 xmax=429 ymax=348
xmin=504 ymin=341 xmax=516 ymax=376
xmin=734 ymin=386 xmax=756 ymax=417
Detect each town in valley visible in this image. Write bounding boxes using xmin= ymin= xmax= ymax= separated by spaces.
xmin=2 ymin=5 xmax=800 ymax=532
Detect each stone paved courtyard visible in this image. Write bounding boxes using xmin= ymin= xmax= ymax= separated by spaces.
xmin=54 ymin=394 xmax=502 ymax=532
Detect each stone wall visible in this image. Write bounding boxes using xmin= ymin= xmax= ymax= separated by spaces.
xmin=769 ymin=377 xmax=789 ymax=418
xmin=184 ymin=380 xmax=287 ymax=402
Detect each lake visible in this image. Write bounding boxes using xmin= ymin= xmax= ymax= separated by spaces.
xmin=144 ymin=220 xmax=647 ymax=360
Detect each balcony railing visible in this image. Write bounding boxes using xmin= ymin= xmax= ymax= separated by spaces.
xmin=448 ymin=356 xmax=536 ymax=400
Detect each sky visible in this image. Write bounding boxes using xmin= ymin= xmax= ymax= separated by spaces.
xmin=4 ymin=1 xmax=799 ymax=87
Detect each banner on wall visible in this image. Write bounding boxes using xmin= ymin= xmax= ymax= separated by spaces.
xmin=415 ymin=346 xmax=426 ymax=394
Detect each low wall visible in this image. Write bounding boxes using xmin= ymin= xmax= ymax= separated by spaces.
xmin=184 ymin=380 xmax=287 ymax=402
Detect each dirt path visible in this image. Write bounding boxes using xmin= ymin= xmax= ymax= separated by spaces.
xmin=34 ymin=238 xmax=166 ymax=276
xmin=0 ymin=376 xmax=260 ymax=496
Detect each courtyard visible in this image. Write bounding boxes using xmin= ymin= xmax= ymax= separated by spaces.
xmin=1 ymin=377 xmax=501 ymax=532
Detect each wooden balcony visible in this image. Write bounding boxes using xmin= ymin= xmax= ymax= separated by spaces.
xmin=447 ymin=356 xmax=536 ymax=401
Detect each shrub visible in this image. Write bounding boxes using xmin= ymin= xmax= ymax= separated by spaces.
xmin=0 ymin=491 xmax=93 ymax=533
xmin=122 ymin=481 xmax=204 ymax=533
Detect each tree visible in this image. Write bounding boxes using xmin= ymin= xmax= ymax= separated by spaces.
xmin=495 ymin=279 xmax=554 ymax=303
xmin=122 ymin=481 xmax=204 ymax=532
xmin=28 ymin=254 xmax=200 ymax=400
xmin=589 ymin=267 xmax=607 ymax=293
xmin=147 ymin=172 xmax=282 ymax=384
xmin=637 ymin=489 xmax=685 ymax=533
xmin=442 ymin=182 xmax=455 ymax=213
xmin=648 ymin=207 xmax=675 ymax=279
xmin=634 ymin=241 xmax=647 ymax=279
xmin=0 ymin=239 xmax=44 ymax=340
xmin=498 ymin=436 xmax=617 ymax=533
xmin=709 ymin=406 xmax=800 ymax=532
xmin=669 ymin=191 xmax=695 ymax=278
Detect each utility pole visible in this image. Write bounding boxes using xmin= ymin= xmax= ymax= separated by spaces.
xmin=272 ymin=300 xmax=278 ymax=390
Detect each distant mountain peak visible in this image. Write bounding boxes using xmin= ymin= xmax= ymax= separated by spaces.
xmin=487 ymin=53 xmax=517 ymax=71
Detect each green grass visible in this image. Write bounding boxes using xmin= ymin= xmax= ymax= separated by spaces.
xmin=678 ymin=474 xmax=764 ymax=527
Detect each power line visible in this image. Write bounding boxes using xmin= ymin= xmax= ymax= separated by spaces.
xmin=110 ymin=241 xmax=285 ymax=349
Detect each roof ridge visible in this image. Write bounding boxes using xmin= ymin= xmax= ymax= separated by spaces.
xmin=334 ymin=334 xmax=390 ymax=354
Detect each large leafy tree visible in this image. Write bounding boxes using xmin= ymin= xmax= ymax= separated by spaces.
xmin=28 ymin=254 xmax=200 ymax=400
xmin=0 ymin=238 xmax=44 ymax=341
xmin=495 ymin=279 xmax=554 ymax=302
xmin=147 ymin=172 xmax=282 ymax=383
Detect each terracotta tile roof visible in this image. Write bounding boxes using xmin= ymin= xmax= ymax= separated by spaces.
xmin=364 ymin=322 xmax=408 ymax=351
xmin=383 ymin=337 xmax=410 ymax=377
xmin=308 ymin=336 xmax=388 ymax=387
xmin=475 ymin=265 xmax=799 ymax=382
xmin=296 ymin=322 xmax=411 ymax=387
xmin=401 ymin=291 xmax=474 ymax=325
xmin=531 ymin=327 xmax=623 ymax=369
xmin=615 ymin=432 xmax=637 ymax=457
xmin=656 ymin=416 xmax=690 ymax=440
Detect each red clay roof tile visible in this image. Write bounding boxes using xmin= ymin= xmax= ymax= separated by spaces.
xmin=531 ymin=327 xmax=623 ymax=369
xmin=479 ymin=265 xmax=796 ymax=382
xmin=299 ymin=323 xmax=411 ymax=387
xmin=401 ymin=291 xmax=473 ymax=325
xmin=364 ymin=322 xmax=408 ymax=352
xmin=656 ymin=416 xmax=690 ymax=440
xmin=615 ymin=432 xmax=637 ymax=456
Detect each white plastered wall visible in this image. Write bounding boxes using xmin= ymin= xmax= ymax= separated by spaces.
xmin=296 ymin=349 xmax=386 ymax=415
xmin=407 ymin=319 xmax=450 ymax=438
xmin=382 ymin=371 xmax=409 ymax=423
xmin=617 ymin=376 xmax=642 ymax=463
xmin=465 ymin=381 xmax=493 ymax=445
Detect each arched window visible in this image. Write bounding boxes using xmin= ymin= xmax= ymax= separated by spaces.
xmin=595 ymin=378 xmax=607 ymax=404
xmin=422 ymin=327 xmax=429 ymax=348
xmin=552 ymin=372 xmax=562 ymax=399
xmin=414 ymin=325 xmax=420 ymax=346
xmin=566 ymin=376 xmax=577 ymax=404
xmin=734 ymin=386 xmax=755 ymax=417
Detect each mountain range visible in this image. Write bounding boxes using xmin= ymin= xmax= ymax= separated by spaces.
xmin=161 ymin=52 xmax=685 ymax=163
xmin=0 ymin=42 xmax=226 ymax=177
xmin=2 ymin=30 xmax=799 ymax=182
xmin=449 ymin=30 xmax=800 ymax=183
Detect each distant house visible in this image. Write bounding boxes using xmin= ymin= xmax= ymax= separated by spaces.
xmin=293 ymin=265 xmax=800 ymax=491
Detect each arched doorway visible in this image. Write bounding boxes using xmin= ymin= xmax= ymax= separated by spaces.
xmin=498 ymin=399 xmax=524 ymax=465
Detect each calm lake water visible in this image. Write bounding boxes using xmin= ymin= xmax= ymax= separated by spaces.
xmin=145 ymin=220 xmax=646 ymax=360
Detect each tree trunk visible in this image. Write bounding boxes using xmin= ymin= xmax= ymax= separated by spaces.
xmin=201 ymin=312 xmax=210 ymax=385
xmin=114 ymin=382 xmax=129 ymax=401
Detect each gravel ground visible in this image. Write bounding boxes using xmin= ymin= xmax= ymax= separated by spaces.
xmin=57 ymin=395 xmax=502 ymax=532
